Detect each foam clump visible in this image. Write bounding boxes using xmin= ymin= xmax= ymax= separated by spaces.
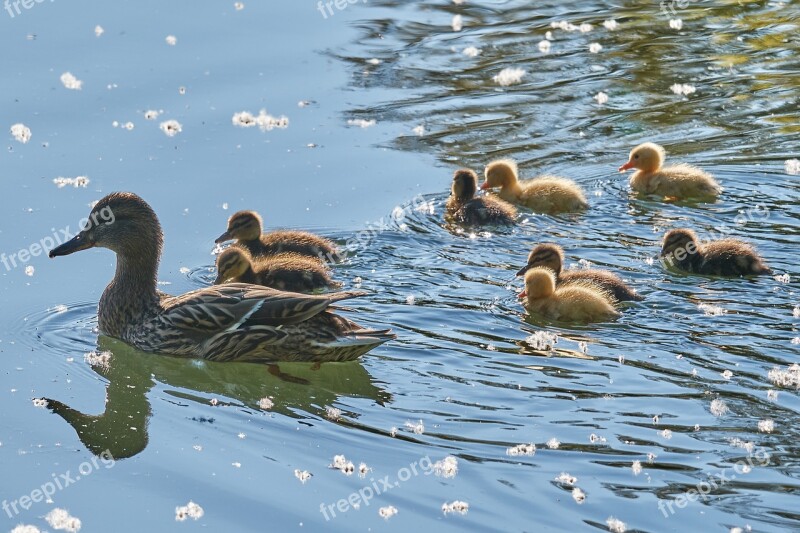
xmin=175 ymin=501 xmax=204 ymax=521
xmin=493 ymin=67 xmax=526 ymax=86
xmin=45 ymin=508 xmax=82 ymax=532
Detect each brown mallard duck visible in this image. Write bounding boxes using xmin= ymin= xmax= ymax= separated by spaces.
xmin=214 ymin=247 xmax=340 ymax=293
xmin=445 ymin=168 xmax=517 ymax=225
xmin=619 ymin=142 xmax=721 ymax=200
xmin=517 ymin=243 xmax=643 ymax=301
xmin=49 ymin=192 xmax=394 ymax=363
xmin=481 ymin=159 xmax=588 ymax=213
xmin=660 ymin=228 xmax=771 ymax=276
xmin=519 ymin=267 xmax=620 ymax=323
xmin=216 ymin=210 xmax=340 ymax=263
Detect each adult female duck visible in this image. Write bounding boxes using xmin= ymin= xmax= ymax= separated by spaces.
xmin=49 ymin=193 xmax=393 ymax=363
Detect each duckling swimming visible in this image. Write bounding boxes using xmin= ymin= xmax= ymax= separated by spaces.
xmin=519 ymin=267 xmax=620 ymax=323
xmin=216 ymin=210 xmax=340 ymax=263
xmin=49 ymin=192 xmax=393 ymax=363
xmin=619 ymin=142 xmax=721 ymax=200
xmin=215 ymin=247 xmax=340 ymax=293
xmin=446 ymin=168 xmax=517 ymax=225
xmin=660 ymin=228 xmax=771 ymax=276
xmin=481 ymin=159 xmax=588 ymax=213
xmin=517 ymin=243 xmax=643 ymax=301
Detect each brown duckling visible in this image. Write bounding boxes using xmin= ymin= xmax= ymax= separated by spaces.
xmin=517 ymin=243 xmax=643 ymax=301
xmin=216 ymin=210 xmax=340 ymax=263
xmin=660 ymin=228 xmax=771 ymax=276
xmin=446 ymin=168 xmax=517 ymax=225
xmin=481 ymin=159 xmax=588 ymax=213
xmin=519 ymin=267 xmax=620 ymax=323
xmin=215 ymin=247 xmax=340 ymax=293
xmin=619 ymin=142 xmax=721 ymax=200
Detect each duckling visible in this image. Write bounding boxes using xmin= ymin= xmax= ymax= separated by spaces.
xmin=216 ymin=210 xmax=340 ymax=263
xmin=619 ymin=142 xmax=721 ymax=200
xmin=215 ymin=248 xmax=340 ymax=293
xmin=660 ymin=228 xmax=771 ymax=276
xmin=446 ymin=168 xmax=517 ymax=225
xmin=519 ymin=267 xmax=620 ymax=323
xmin=481 ymin=159 xmax=588 ymax=213
xmin=517 ymin=243 xmax=643 ymax=301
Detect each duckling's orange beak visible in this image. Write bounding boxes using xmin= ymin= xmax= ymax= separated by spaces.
xmin=480 ymin=181 xmax=491 ymax=190
xmin=518 ymin=290 xmax=527 ymax=299
xmin=49 ymin=232 xmax=95 ymax=258
xmin=214 ymin=231 xmax=233 ymax=244
xmin=618 ymin=161 xmax=635 ymax=172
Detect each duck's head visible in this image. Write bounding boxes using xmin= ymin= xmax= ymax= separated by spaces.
xmin=482 ymin=159 xmax=519 ymax=190
xmin=215 ymin=210 xmax=263 ymax=243
xmin=517 ymin=244 xmax=564 ymax=277
xmin=214 ymin=247 xmax=253 ymax=284
xmin=49 ymin=192 xmax=163 ymax=259
xmin=519 ymin=267 xmax=556 ymax=302
xmin=451 ymin=169 xmax=479 ymax=201
xmin=619 ymin=142 xmax=665 ymax=173
xmin=661 ymin=228 xmax=699 ymax=258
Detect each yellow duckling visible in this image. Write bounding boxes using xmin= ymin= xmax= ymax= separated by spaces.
xmin=619 ymin=142 xmax=721 ymax=200
xmin=215 ymin=248 xmax=340 ymax=292
xmin=446 ymin=168 xmax=517 ymax=225
xmin=517 ymin=243 xmax=643 ymax=301
xmin=481 ymin=159 xmax=588 ymax=213
xmin=519 ymin=267 xmax=620 ymax=323
xmin=216 ymin=210 xmax=340 ymax=263
xmin=660 ymin=228 xmax=771 ymax=276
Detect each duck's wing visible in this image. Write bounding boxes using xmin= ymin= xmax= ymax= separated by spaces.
xmin=160 ymin=283 xmax=366 ymax=334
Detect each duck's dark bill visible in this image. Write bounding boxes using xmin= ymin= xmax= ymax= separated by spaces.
xmin=49 ymin=234 xmax=94 ymax=258
xmin=214 ymin=231 xmax=232 ymax=244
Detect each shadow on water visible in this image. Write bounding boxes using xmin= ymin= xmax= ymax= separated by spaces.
xmin=40 ymin=336 xmax=389 ymax=460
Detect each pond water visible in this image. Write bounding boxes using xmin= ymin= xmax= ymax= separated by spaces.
xmin=1 ymin=0 xmax=799 ymax=531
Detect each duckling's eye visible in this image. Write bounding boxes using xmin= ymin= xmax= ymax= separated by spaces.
xmin=634 ymin=154 xmax=639 ymax=159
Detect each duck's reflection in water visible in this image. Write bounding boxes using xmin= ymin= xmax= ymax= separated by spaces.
xmin=42 ymin=336 xmax=391 ymax=459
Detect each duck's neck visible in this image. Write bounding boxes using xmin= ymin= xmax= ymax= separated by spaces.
xmin=501 ymin=181 xmax=524 ymax=201
xmin=99 ymin=248 xmax=161 ymax=337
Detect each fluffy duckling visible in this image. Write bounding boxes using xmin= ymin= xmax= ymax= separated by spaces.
xmin=519 ymin=267 xmax=620 ymax=323
xmin=660 ymin=228 xmax=771 ymax=276
xmin=446 ymin=168 xmax=517 ymax=225
xmin=216 ymin=210 xmax=340 ymax=263
xmin=619 ymin=142 xmax=721 ymax=200
xmin=481 ymin=159 xmax=588 ymax=213
xmin=517 ymin=244 xmax=643 ymax=301
xmin=215 ymin=247 xmax=340 ymax=292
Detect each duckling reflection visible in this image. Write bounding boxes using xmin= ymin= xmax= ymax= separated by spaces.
xmin=39 ymin=336 xmax=390 ymax=459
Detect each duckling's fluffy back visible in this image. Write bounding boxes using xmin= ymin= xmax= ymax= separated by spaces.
xmin=517 ymin=175 xmax=588 ymax=213
xmin=700 ymin=239 xmax=771 ymax=276
xmin=447 ymin=196 xmax=517 ymax=226
xmin=633 ymin=163 xmax=721 ymax=199
xmin=239 ymin=230 xmax=340 ymax=263
xmin=559 ymin=269 xmax=644 ymax=302
xmin=526 ymin=280 xmax=619 ymax=323
xmin=254 ymin=253 xmax=340 ymax=292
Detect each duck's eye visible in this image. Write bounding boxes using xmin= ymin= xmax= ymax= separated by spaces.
xmin=634 ymin=154 xmax=639 ymax=159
